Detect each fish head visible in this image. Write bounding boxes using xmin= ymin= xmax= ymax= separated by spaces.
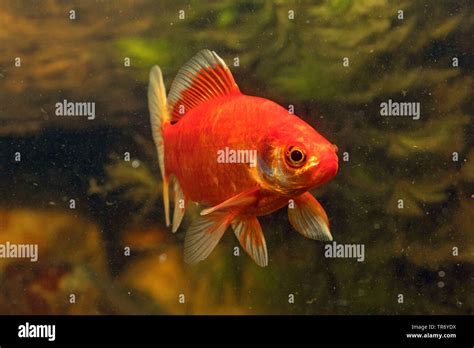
xmin=256 ymin=120 xmax=338 ymax=196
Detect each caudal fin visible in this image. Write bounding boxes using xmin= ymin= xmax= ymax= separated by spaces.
xmin=148 ymin=66 xmax=171 ymax=226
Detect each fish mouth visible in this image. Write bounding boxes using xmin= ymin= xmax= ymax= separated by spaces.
xmin=310 ymin=151 xmax=339 ymax=186
xmin=325 ymin=151 xmax=339 ymax=177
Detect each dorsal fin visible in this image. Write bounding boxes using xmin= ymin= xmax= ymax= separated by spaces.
xmin=167 ymin=49 xmax=241 ymax=123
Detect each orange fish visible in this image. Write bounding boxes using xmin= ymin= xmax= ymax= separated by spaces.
xmin=148 ymin=50 xmax=338 ymax=267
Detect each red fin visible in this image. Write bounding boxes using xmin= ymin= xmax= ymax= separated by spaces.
xmin=167 ymin=49 xmax=240 ymax=123
xmin=200 ymin=188 xmax=259 ymax=216
xmin=232 ymin=217 xmax=268 ymax=267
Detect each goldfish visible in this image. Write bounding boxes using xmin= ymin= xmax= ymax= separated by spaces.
xmin=148 ymin=49 xmax=338 ymax=267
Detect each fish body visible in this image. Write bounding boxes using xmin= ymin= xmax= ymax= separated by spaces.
xmin=149 ymin=50 xmax=338 ymax=267
xmin=165 ymin=94 xmax=337 ymax=215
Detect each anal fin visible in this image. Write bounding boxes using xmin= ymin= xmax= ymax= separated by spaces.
xmin=288 ymin=192 xmax=332 ymax=241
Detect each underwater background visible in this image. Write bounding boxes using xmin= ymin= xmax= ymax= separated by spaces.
xmin=0 ymin=0 xmax=473 ymax=314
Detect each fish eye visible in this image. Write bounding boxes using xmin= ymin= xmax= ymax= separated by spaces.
xmin=285 ymin=146 xmax=306 ymax=167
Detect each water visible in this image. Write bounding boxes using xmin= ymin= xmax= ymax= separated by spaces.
xmin=0 ymin=0 xmax=473 ymax=315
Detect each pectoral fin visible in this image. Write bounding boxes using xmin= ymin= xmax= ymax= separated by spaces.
xmin=288 ymin=192 xmax=333 ymax=241
xmin=232 ymin=217 xmax=268 ymax=267
xmin=200 ymin=188 xmax=258 ymax=216
xmin=184 ymin=211 xmax=233 ymax=265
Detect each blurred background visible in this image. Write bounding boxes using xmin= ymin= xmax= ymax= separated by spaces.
xmin=0 ymin=0 xmax=473 ymax=314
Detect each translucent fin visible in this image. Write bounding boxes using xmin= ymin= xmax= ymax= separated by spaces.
xmin=232 ymin=217 xmax=268 ymax=267
xmin=200 ymin=188 xmax=258 ymax=216
xmin=162 ymin=178 xmax=170 ymax=227
xmin=184 ymin=211 xmax=232 ymax=265
xmin=167 ymin=49 xmax=241 ymax=123
xmin=172 ymin=176 xmax=187 ymax=233
xmin=148 ymin=65 xmax=171 ymax=226
xmin=288 ymin=192 xmax=332 ymax=242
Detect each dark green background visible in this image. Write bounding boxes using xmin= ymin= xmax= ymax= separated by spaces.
xmin=0 ymin=0 xmax=472 ymax=314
